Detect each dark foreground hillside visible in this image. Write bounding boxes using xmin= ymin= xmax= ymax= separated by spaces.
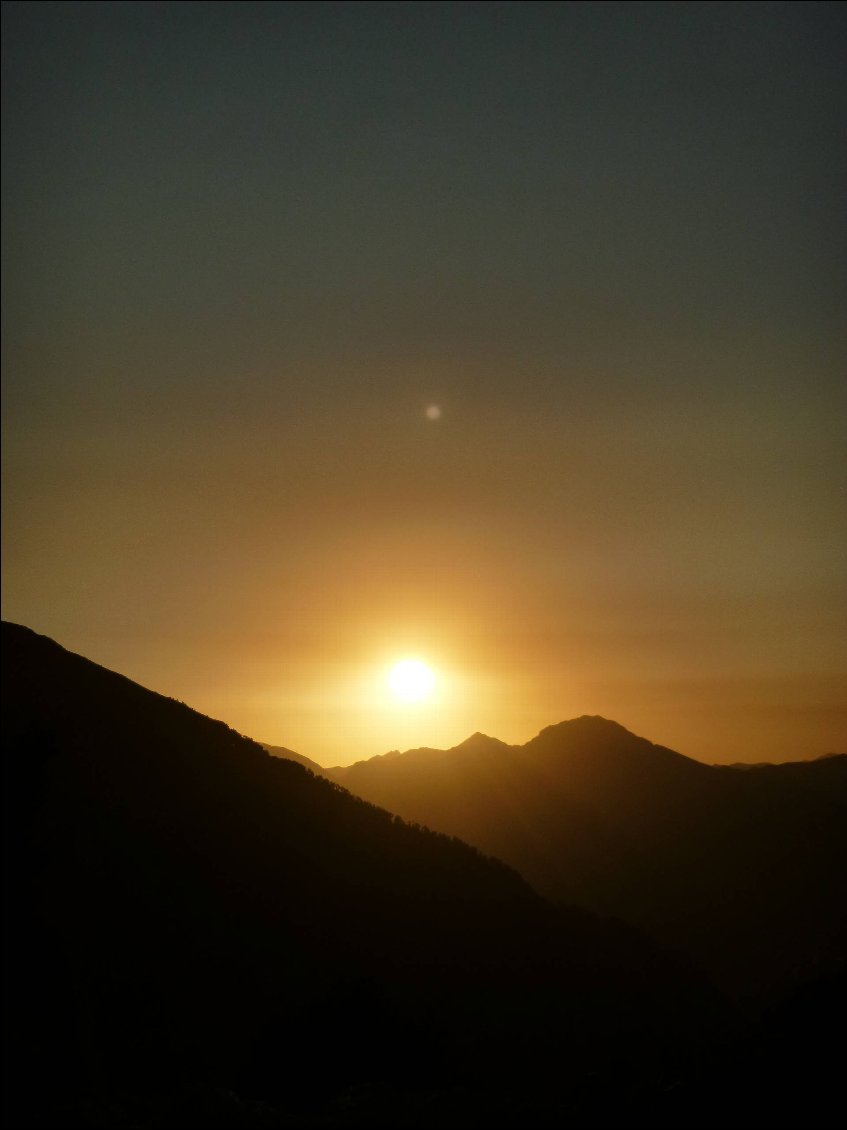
xmin=3 ymin=622 xmax=841 ymax=1127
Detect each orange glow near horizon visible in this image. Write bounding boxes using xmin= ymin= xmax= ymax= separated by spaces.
xmin=10 ymin=542 xmax=846 ymax=771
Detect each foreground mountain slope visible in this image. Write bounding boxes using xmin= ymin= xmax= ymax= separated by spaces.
xmin=262 ymin=740 xmax=327 ymax=775
xmin=4 ymin=623 xmax=721 ymax=1127
xmin=326 ymin=717 xmax=847 ymax=995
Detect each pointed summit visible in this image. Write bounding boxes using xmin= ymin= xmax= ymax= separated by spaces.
xmin=451 ymin=731 xmax=512 ymax=754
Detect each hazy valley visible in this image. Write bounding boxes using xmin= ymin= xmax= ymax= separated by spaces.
xmin=287 ymin=720 xmax=846 ymax=998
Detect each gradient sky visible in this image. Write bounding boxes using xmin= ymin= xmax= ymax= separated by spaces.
xmin=4 ymin=1 xmax=846 ymax=765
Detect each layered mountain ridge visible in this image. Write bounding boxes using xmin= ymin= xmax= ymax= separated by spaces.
xmin=304 ymin=715 xmax=847 ymax=997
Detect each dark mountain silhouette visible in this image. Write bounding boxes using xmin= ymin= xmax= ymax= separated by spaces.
xmin=324 ymin=717 xmax=847 ymax=998
xmin=5 ymin=623 xmax=732 ymax=1128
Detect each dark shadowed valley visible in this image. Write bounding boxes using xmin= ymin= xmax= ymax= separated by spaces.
xmin=318 ymin=720 xmax=847 ymax=997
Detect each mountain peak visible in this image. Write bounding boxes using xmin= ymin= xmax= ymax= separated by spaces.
xmin=451 ymin=731 xmax=511 ymax=754
xmin=534 ymin=716 xmax=634 ymax=742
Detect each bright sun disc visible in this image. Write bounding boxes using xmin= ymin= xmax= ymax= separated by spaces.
xmin=388 ymin=659 xmax=436 ymax=703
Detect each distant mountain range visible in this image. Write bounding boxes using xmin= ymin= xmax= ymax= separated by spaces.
xmin=302 ymin=719 xmax=846 ymax=997
xmin=5 ymin=621 xmax=844 ymax=1127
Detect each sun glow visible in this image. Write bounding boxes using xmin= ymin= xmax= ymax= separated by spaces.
xmin=388 ymin=658 xmax=436 ymax=703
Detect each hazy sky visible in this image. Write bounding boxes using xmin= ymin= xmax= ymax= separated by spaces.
xmin=4 ymin=1 xmax=846 ymax=764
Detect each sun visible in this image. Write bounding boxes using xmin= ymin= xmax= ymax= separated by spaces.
xmin=388 ymin=659 xmax=436 ymax=703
